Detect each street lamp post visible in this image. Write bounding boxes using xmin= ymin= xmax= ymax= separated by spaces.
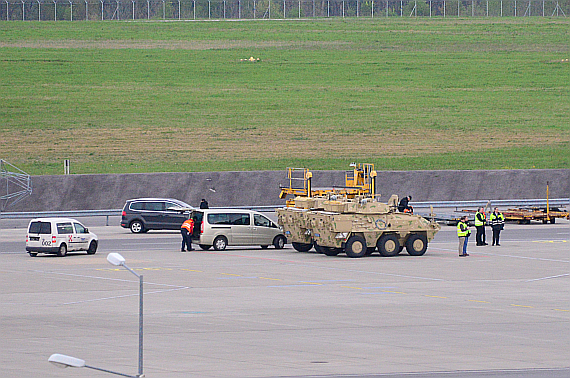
xmin=48 ymin=253 xmax=144 ymax=377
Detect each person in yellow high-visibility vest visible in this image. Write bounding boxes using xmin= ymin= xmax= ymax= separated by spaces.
xmin=474 ymin=207 xmax=488 ymax=246
xmin=457 ymin=216 xmax=471 ymax=257
xmin=489 ymin=207 xmax=505 ymax=246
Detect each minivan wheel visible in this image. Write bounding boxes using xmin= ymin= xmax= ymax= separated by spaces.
xmin=87 ymin=240 xmax=98 ymax=255
xmin=273 ymin=235 xmax=286 ymax=249
xmin=213 ymin=236 xmax=228 ymax=251
xmin=129 ymin=220 xmax=145 ymax=234
xmin=57 ymin=243 xmax=68 ymax=257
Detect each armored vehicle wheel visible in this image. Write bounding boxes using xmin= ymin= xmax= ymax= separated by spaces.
xmin=322 ymin=247 xmax=341 ymax=256
xmin=292 ymin=242 xmax=313 ymax=252
xmin=199 ymin=244 xmax=211 ymax=250
xmin=213 ymin=236 xmax=228 ymax=251
xmin=377 ymin=234 xmax=400 ymax=257
xmin=406 ymin=234 xmax=428 ymax=256
xmin=313 ymin=242 xmax=325 ymax=254
xmin=345 ymin=235 xmax=367 ymax=258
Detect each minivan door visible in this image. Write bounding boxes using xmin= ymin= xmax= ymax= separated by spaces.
xmin=253 ymin=214 xmax=279 ymax=245
xmin=164 ymin=201 xmax=189 ymax=230
xmin=229 ymin=213 xmax=253 ymax=245
xmin=141 ymin=201 xmax=166 ymax=228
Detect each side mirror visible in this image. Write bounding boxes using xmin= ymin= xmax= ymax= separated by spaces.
xmin=84 ymin=228 xmax=89 ymax=233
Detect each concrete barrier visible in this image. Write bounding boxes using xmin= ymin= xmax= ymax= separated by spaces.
xmin=4 ymin=169 xmax=570 ymax=212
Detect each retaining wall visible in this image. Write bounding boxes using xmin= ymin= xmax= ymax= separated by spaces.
xmin=5 ymin=169 xmax=570 ymax=212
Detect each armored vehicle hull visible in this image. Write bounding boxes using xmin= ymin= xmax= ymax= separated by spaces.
xmin=277 ymin=196 xmax=440 ymax=258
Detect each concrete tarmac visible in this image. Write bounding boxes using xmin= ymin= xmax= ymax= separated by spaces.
xmin=0 ymin=220 xmax=568 ymax=378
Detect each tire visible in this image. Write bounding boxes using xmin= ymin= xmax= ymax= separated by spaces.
xmin=292 ymin=242 xmax=313 ymax=252
xmin=87 ymin=240 xmax=98 ymax=255
xmin=406 ymin=234 xmax=428 ymax=256
xmin=377 ymin=234 xmax=400 ymax=257
xmin=199 ymin=244 xmax=211 ymax=250
xmin=313 ymin=242 xmax=325 ymax=254
xmin=213 ymin=236 xmax=228 ymax=251
xmin=29 ymin=252 xmax=38 ymax=257
xmin=273 ymin=235 xmax=286 ymax=249
xmin=345 ymin=235 xmax=367 ymax=258
xmin=129 ymin=220 xmax=145 ymax=234
xmin=322 ymin=247 xmax=341 ymax=256
xmin=550 ymin=218 xmax=556 ymax=224
xmin=57 ymin=243 xmax=68 ymax=257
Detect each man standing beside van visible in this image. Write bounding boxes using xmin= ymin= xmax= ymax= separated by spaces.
xmin=181 ymin=218 xmax=194 ymax=252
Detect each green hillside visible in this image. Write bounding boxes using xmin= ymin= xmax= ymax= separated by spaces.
xmin=1 ymin=18 xmax=569 ymax=175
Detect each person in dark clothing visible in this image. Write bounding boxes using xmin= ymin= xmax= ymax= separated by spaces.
xmin=398 ymin=195 xmax=413 ymax=213
xmin=475 ymin=207 xmax=488 ymax=246
xmin=199 ymin=199 xmax=209 ymax=209
xmin=489 ymin=207 xmax=505 ymax=246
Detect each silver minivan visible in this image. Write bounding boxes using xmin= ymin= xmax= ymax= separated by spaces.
xmin=191 ymin=209 xmax=286 ymax=251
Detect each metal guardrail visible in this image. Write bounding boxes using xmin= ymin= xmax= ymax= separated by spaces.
xmin=1 ymin=199 xmax=568 ymax=223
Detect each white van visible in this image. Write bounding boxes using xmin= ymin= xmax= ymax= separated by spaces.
xmin=191 ymin=209 xmax=286 ymax=251
xmin=26 ymin=218 xmax=98 ymax=257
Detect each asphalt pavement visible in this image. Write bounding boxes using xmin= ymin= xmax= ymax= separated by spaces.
xmin=0 ymin=218 xmax=568 ymax=378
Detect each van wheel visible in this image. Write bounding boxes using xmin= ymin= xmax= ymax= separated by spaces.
xmin=129 ymin=220 xmax=145 ymax=233
xmin=57 ymin=244 xmax=68 ymax=257
xmin=199 ymin=244 xmax=211 ymax=250
xmin=292 ymin=242 xmax=313 ymax=252
xmin=29 ymin=252 xmax=38 ymax=257
xmin=273 ymin=235 xmax=286 ymax=249
xmin=406 ymin=234 xmax=428 ymax=256
xmin=377 ymin=234 xmax=400 ymax=257
xmin=87 ymin=240 xmax=98 ymax=255
xmin=345 ymin=235 xmax=367 ymax=258
xmin=213 ymin=236 xmax=227 ymax=251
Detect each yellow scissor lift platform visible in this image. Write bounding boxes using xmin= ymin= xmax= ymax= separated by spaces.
xmin=279 ymin=163 xmax=377 ymax=206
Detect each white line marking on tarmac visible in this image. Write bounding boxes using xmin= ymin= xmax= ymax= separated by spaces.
xmin=526 ymin=273 xmax=570 ymax=282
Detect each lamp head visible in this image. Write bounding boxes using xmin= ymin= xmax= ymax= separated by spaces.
xmin=48 ymin=354 xmax=86 ymax=369
xmin=107 ymin=253 xmax=126 ymax=267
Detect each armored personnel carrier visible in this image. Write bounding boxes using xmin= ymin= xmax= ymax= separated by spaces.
xmin=277 ymin=194 xmax=440 ymax=258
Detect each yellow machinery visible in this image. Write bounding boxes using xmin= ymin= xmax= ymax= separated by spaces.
xmin=279 ymin=163 xmax=377 ymax=206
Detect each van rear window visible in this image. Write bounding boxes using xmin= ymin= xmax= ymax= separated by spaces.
xmin=29 ymin=221 xmax=51 ymax=234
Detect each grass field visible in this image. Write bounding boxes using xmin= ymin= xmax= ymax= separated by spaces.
xmin=1 ymin=18 xmax=569 ymax=175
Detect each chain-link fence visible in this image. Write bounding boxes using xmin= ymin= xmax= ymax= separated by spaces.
xmin=0 ymin=0 xmax=567 ymax=20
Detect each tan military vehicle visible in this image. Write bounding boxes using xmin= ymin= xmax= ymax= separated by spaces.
xmin=277 ymin=194 xmax=440 ymax=258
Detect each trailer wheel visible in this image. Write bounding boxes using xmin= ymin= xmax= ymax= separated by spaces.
xmin=345 ymin=235 xmax=367 ymax=258
xmin=406 ymin=234 xmax=428 ymax=256
xmin=377 ymin=234 xmax=400 ymax=257
xmin=550 ymin=218 xmax=556 ymax=224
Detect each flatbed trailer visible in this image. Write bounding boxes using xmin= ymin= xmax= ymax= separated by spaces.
xmin=502 ymin=207 xmax=569 ymax=224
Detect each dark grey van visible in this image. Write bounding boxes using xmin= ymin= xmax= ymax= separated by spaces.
xmin=120 ymin=198 xmax=194 ymax=233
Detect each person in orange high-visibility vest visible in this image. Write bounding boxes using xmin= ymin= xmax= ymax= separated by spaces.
xmin=181 ymin=218 xmax=194 ymax=252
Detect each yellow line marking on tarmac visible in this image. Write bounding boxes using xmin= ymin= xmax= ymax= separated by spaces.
xmin=259 ymin=277 xmax=281 ymax=281
xmin=532 ymin=240 xmax=567 ymax=244
xmin=468 ymin=300 xmax=490 ymax=303
xmin=300 ymin=282 xmax=323 ymax=285
xmin=221 ymin=273 xmax=242 ymax=276
xmin=341 ymin=286 xmax=363 ymax=290
xmin=383 ymin=290 xmax=407 ymax=294
xmin=554 ymin=308 xmax=569 ymax=312
xmin=425 ymin=295 xmax=447 ymax=299
xmin=511 ymin=304 xmax=534 ymax=308
xmin=182 ymin=269 xmax=203 ymax=272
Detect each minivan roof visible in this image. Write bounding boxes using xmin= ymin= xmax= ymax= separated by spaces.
xmin=126 ymin=198 xmax=193 ymax=207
